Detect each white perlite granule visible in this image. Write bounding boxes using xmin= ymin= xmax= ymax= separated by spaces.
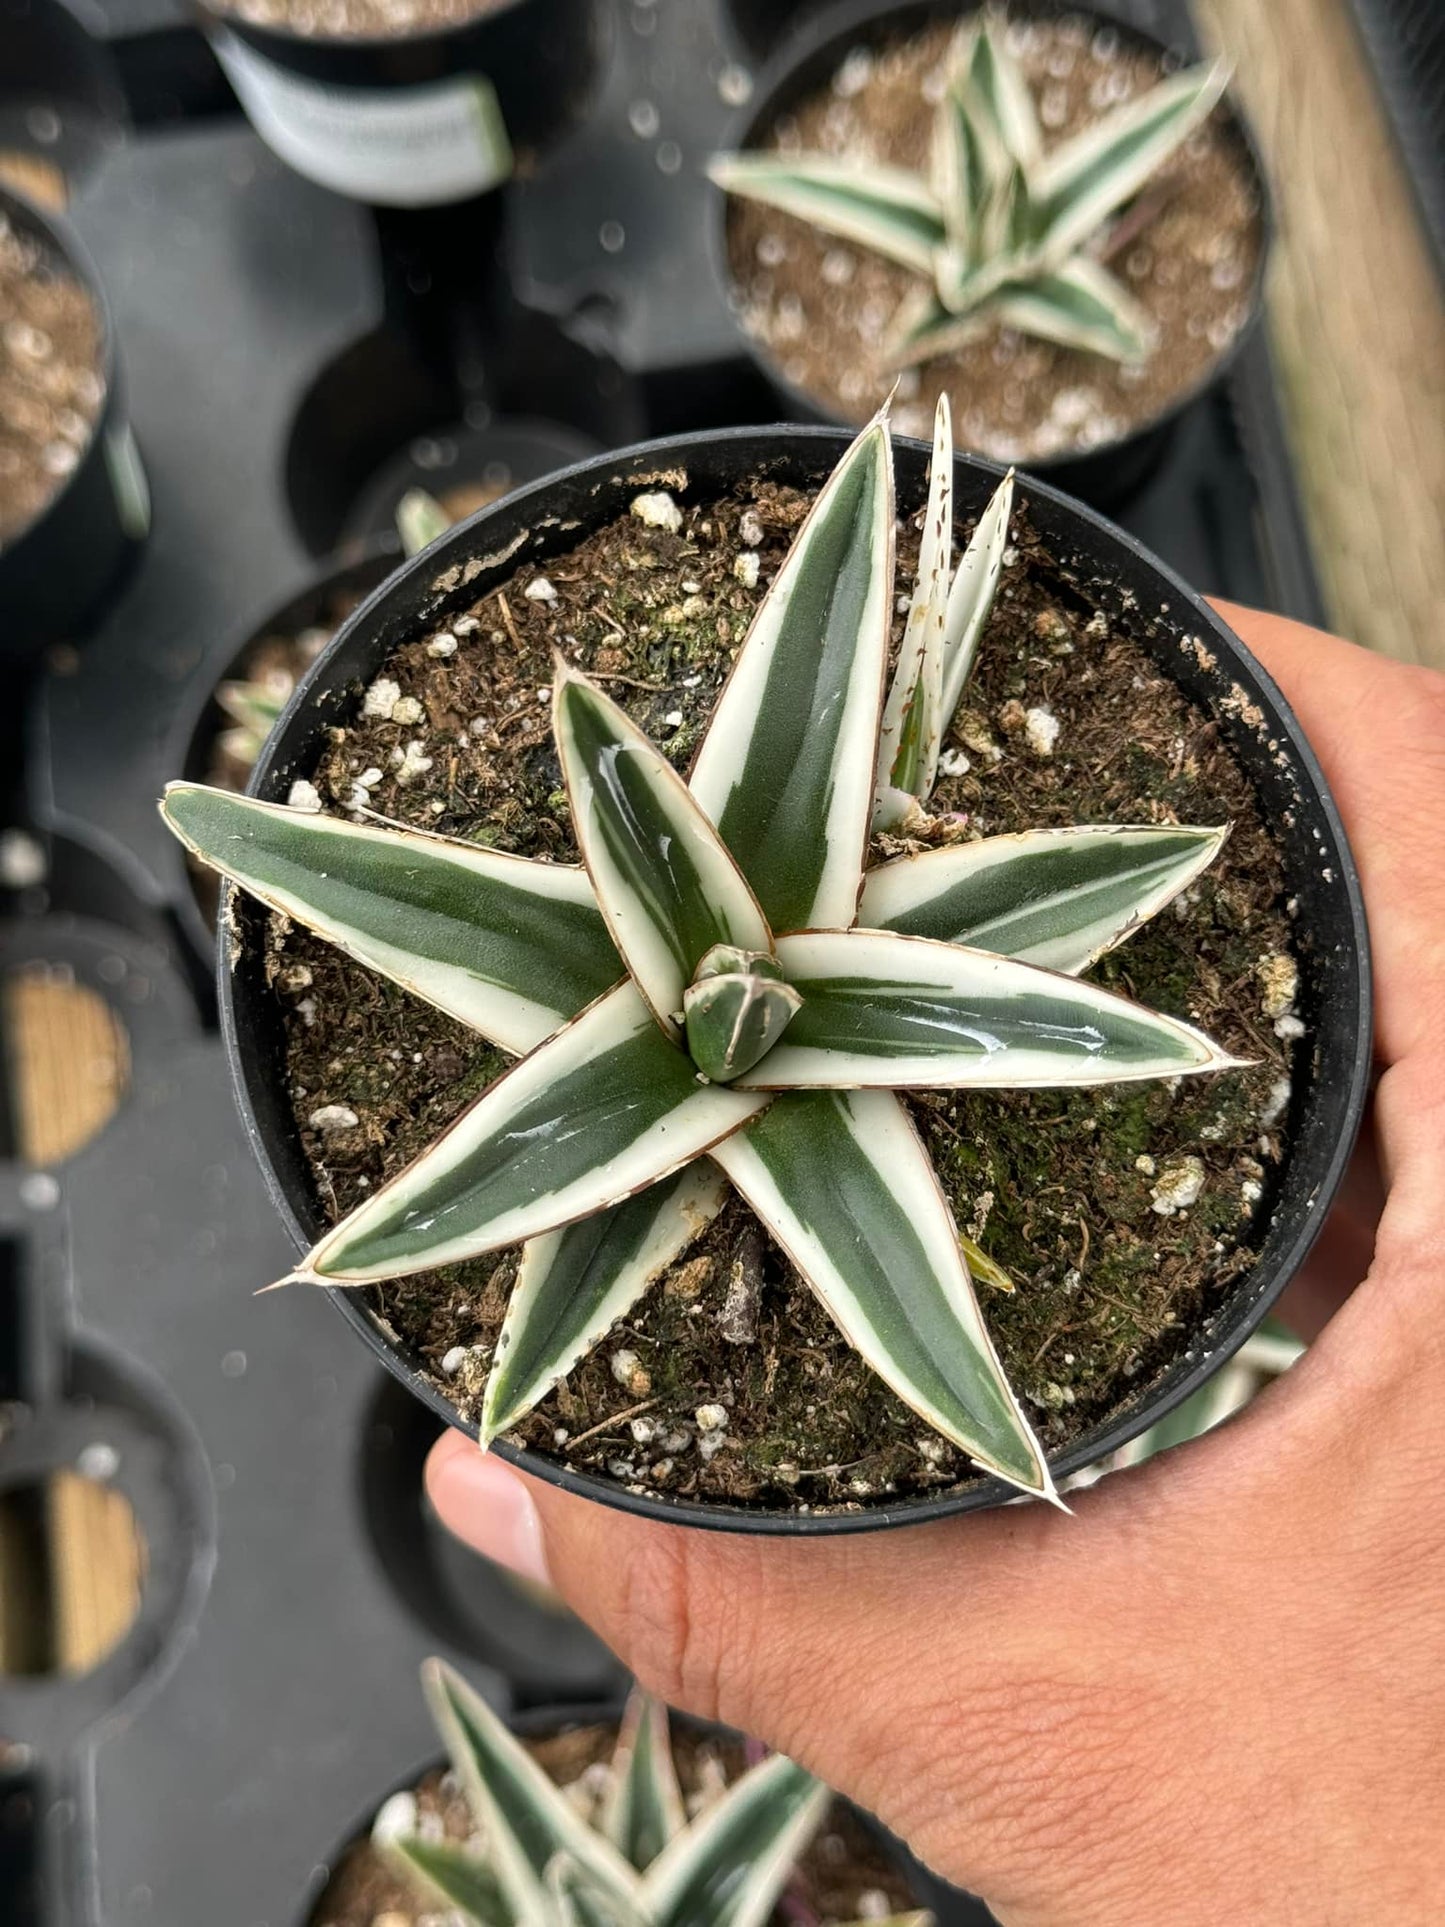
xmin=630 ymin=490 xmax=683 ymax=533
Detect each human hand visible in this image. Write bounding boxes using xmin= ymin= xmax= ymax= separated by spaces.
xmin=427 ymin=607 xmax=1445 ymax=1925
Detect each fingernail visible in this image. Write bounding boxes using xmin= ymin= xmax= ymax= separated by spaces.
xmin=428 ymin=1441 xmax=552 ymax=1589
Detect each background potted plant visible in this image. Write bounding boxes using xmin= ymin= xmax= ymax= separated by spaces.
xmin=0 ymin=182 xmax=147 ymax=658
xmin=199 ymin=0 xmax=605 ymax=209
xmin=162 ymin=416 xmax=1369 ymax=1531
xmin=710 ymin=1 xmax=1270 ymax=504
xmin=307 ymin=1660 xmax=959 ymax=1924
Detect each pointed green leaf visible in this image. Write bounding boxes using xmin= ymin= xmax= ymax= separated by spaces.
xmin=602 ymin=1692 xmax=687 ymax=1873
xmin=930 ymin=86 xmax=982 ymax=262
xmin=940 ymin=468 xmax=1014 ymax=732
xmin=875 ymin=396 xmax=952 ymax=824
xmin=714 ymin=1091 xmax=1050 ymax=1494
xmin=690 ymin=417 xmax=895 ymax=932
xmin=217 ymin=680 xmax=286 ymax=736
xmin=423 ymin=1661 xmax=643 ymax=1922
xmin=860 ymin=824 xmax=1228 ymax=973
xmin=547 ymin=1857 xmax=651 ymax=1927
xmin=391 ymin=1837 xmax=510 ymax=1926
xmin=990 ymin=256 xmax=1152 ymax=362
xmin=743 ymin=930 xmax=1239 ymax=1090
xmin=303 ymin=983 xmax=767 ymax=1283
xmin=161 ymin=783 xmax=620 ymax=1055
xmin=707 ymin=154 xmax=945 ymax=276
xmin=886 ymin=287 xmax=996 ymax=370
xmin=396 ymin=486 xmax=453 ymax=556
xmin=554 ymin=665 xmax=772 ymax=1039
xmin=481 ymin=1163 xmax=727 ymax=1445
xmin=640 ymin=1751 xmax=830 ymax=1927
xmin=682 ymin=947 xmax=803 ymax=1084
xmin=1034 ymin=59 xmax=1230 ymax=264
xmin=958 ymin=16 xmax=1044 ymax=177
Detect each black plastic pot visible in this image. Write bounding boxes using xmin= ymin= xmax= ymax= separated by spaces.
xmin=340 ymin=413 xmax=604 ymax=551
xmin=0 ymin=186 xmax=147 ymax=659
xmin=710 ymin=0 xmax=1273 ymax=511
xmin=200 ymin=0 xmax=605 ymax=207
xmin=296 ymin=1697 xmax=994 ymax=1925
xmin=219 ymin=424 xmax=1370 ymax=1537
xmin=0 ymin=0 xmax=128 ymax=191
xmin=168 ymin=548 xmax=399 ymax=971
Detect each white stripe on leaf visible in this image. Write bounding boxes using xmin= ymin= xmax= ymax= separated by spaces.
xmin=422 ymin=1660 xmax=645 ymax=1923
xmin=706 ymin=154 xmax=946 ymax=277
xmin=741 ymin=929 xmax=1241 ymax=1090
xmin=689 ymin=412 xmax=895 ymax=933
xmin=860 ymin=824 xmax=1228 ymax=974
xmin=554 ymin=663 xmax=772 ymax=1040
xmin=480 ymin=1165 xmax=727 ymax=1446
xmin=160 ymin=782 xmax=619 ymax=1055
xmin=301 ymin=982 xmax=766 ymax=1284
xmin=714 ymin=1090 xmax=1052 ymax=1496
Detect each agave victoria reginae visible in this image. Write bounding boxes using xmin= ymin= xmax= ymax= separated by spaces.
xmin=711 ymin=14 xmax=1227 ymax=368
xmin=162 ymin=403 xmax=1242 ymax=1503
xmin=375 ymin=1662 xmax=929 ymax=1927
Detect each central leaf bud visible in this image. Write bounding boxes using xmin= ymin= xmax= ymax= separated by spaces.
xmin=682 ymin=943 xmax=803 ymax=1084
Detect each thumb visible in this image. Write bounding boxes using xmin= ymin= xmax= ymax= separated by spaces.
xmin=425 ymin=1432 xmax=1164 ymax=1908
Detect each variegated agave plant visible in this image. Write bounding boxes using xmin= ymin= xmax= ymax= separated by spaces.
xmin=385 ymin=1662 xmax=930 ymax=1927
xmin=161 ymin=405 xmax=1240 ymax=1502
xmin=711 ymin=15 xmax=1227 ymax=367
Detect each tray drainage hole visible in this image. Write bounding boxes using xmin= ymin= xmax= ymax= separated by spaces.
xmin=0 ymin=1468 xmax=146 ymax=1678
xmin=2 ymin=964 xmax=129 ymax=1164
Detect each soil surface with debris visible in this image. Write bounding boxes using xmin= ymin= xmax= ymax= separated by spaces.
xmin=219 ymin=0 xmax=506 ymax=38
xmin=725 ymin=14 xmax=1263 ymax=461
xmin=0 ymin=210 xmax=104 ymax=546
xmin=266 ymin=474 xmax=1298 ymax=1514
xmin=311 ymin=1719 xmax=922 ymax=1927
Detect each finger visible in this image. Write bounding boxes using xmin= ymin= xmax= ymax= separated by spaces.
xmin=1208 ymin=600 xmax=1445 ymax=1063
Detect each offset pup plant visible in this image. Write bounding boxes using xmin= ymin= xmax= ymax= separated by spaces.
xmin=377 ymin=1662 xmax=929 ymax=1927
xmin=711 ymin=15 xmax=1226 ymax=367
xmin=162 ymin=404 xmax=1240 ymax=1504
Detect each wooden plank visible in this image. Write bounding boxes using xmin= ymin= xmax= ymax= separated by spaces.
xmin=1197 ymin=0 xmax=1445 ymax=666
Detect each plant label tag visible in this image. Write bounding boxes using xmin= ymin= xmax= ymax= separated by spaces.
xmin=213 ymin=31 xmax=514 ymax=207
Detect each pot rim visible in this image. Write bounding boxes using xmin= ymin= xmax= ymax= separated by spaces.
xmin=196 ymin=0 xmax=550 ymax=62
xmin=706 ymin=0 xmax=1275 ymax=471
xmin=219 ymin=421 xmax=1372 ymax=1537
xmin=0 ymin=181 xmax=119 ymax=562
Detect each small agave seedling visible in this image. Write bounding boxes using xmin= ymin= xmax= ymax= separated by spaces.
xmin=214 ymin=671 xmax=291 ymax=772
xmin=711 ymin=15 xmax=1228 ymax=367
xmin=162 ymin=403 xmax=1240 ymax=1502
xmin=383 ymin=1661 xmax=931 ymax=1927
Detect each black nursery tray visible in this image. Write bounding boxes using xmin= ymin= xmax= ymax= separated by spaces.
xmin=6 ymin=1 xmax=1324 ymax=1924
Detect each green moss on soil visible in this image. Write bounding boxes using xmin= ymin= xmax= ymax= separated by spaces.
xmin=267 ymin=474 xmax=1299 ymax=1513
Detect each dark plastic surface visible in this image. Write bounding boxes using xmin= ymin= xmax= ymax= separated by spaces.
xmin=710 ymin=0 xmax=1273 ymax=510
xmin=224 ymin=423 xmax=1372 ymax=1536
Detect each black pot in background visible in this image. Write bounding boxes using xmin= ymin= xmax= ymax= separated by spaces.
xmin=0 ymin=0 xmax=127 ymax=195
xmin=296 ymin=1697 xmax=994 ymax=1927
xmin=0 ymin=186 xmax=148 ymax=661
xmin=340 ymin=414 xmax=603 ymax=552
xmin=200 ymin=0 xmax=606 ymax=208
xmin=710 ymin=0 xmax=1273 ymax=511
xmin=221 ymin=424 xmax=1370 ymax=1538
xmin=168 ymin=548 xmax=397 ymax=974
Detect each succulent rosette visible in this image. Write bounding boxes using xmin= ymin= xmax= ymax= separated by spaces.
xmin=163 ymin=405 xmax=1239 ymax=1503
